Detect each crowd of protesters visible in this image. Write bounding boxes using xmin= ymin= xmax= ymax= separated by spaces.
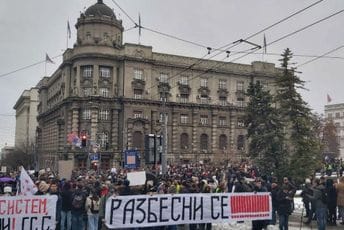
xmin=1 ymin=159 xmax=344 ymax=230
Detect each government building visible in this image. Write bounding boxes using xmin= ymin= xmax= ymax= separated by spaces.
xmin=33 ymin=0 xmax=280 ymax=169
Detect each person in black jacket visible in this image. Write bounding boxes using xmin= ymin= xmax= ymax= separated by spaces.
xmin=277 ymin=185 xmax=293 ymax=230
xmin=71 ymin=184 xmax=86 ymax=230
xmin=60 ymin=182 xmax=73 ymax=230
xmin=326 ymin=178 xmax=337 ymax=226
xmin=252 ymin=178 xmax=268 ymax=230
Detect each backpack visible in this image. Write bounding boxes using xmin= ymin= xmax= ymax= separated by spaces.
xmin=90 ymin=198 xmax=99 ymax=214
xmin=72 ymin=194 xmax=84 ymax=209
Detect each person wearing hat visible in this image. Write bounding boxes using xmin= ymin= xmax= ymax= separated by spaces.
xmin=3 ymin=186 xmax=12 ymax=196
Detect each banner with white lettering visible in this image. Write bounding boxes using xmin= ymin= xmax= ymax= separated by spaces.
xmin=105 ymin=193 xmax=271 ymax=229
xmin=0 ymin=195 xmax=57 ymax=230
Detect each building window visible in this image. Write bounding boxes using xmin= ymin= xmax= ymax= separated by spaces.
xmin=180 ymin=133 xmax=189 ymax=150
xmin=200 ymin=95 xmax=209 ymax=104
xmin=336 ymin=112 xmax=340 ymax=118
xmin=237 ymin=118 xmax=245 ymax=128
xmin=219 ymin=117 xmax=226 ymax=126
xmin=97 ymin=132 xmax=109 ymax=149
xmin=200 ymin=134 xmax=208 ymax=151
xmin=82 ymin=66 xmax=93 ymax=78
xmin=327 ymin=113 xmax=332 ymax=119
xmin=103 ymin=33 xmax=109 ymax=41
xmin=180 ymin=94 xmax=189 ymax=103
xmin=201 ymin=78 xmax=208 ymax=87
xmin=99 ymin=66 xmax=111 ymax=78
xmin=134 ymin=69 xmax=143 ymax=80
xmin=159 ymin=113 xmax=168 ymax=123
xmin=180 ymin=114 xmax=188 ymax=124
xmin=219 ymin=80 xmax=226 ymax=89
xmin=99 ymin=109 xmax=110 ymax=120
xmin=180 ymin=76 xmax=188 ymax=85
xmin=237 ymin=135 xmax=245 ymax=150
xmin=82 ymin=108 xmax=91 ymax=120
xmin=219 ymin=134 xmax=227 ymax=150
xmin=159 ymin=73 xmax=169 ymax=83
xmin=133 ymin=111 xmax=143 ymax=119
xmin=133 ymin=131 xmax=143 ymax=150
xmin=200 ymin=115 xmax=208 ymax=125
xmin=236 ymin=81 xmax=244 ymax=91
xmin=219 ymin=97 xmax=227 ymax=106
xmin=99 ymin=88 xmax=109 ymax=97
xmin=83 ymin=87 xmax=92 ymax=96
xmin=237 ymin=98 xmax=245 ymax=107
xmin=86 ymin=32 xmax=91 ymax=40
xmin=134 ymin=89 xmax=143 ymax=99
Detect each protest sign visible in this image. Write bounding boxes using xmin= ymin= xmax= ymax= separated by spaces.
xmin=126 ymin=171 xmax=146 ymax=186
xmin=105 ymin=192 xmax=271 ymax=229
xmin=58 ymin=160 xmax=73 ymax=180
xmin=0 ymin=195 xmax=57 ymax=230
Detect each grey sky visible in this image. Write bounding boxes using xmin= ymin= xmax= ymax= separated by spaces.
xmin=0 ymin=0 xmax=343 ymax=148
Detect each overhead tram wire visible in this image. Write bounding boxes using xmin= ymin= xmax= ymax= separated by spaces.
xmin=229 ymin=51 xmax=344 ymax=60
xmin=0 ymin=54 xmax=62 ymax=79
xmin=297 ymin=45 xmax=344 ymax=67
xmin=139 ymin=0 xmax=326 ymax=92
xmin=228 ymin=8 xmax=344 ymax=64
xmin=153 ymin=8 xmax=344 ymax=98
xmin=110 ymin=0 xmax=137 ymax=26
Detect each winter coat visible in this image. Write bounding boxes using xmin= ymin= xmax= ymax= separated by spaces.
xmin=276 ymin=190 xmax=292 ymax=215
xmin=337 ymin=181 xmax=344 ymax=206
xmin=307 ymin=184 xmax=327 ymax=210
xmin=61 ymin=190 xmax=73 ymax=211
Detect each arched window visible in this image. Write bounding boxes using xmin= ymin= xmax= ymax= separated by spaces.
xmin=200 ymin=134 xmax=208 ymax=151
xmin=180 ymin=133 xmax=189 ymax=150
xmin=237 ymin=135 xmax=245 ymax=150
xmin=219 ymin=134 xmax=227 ymax=150
xmin=133 ymin=131 xmax=143 ymax=150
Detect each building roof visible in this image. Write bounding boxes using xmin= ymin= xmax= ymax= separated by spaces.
xmin=85 ymin=0 xmax=116 ymax=18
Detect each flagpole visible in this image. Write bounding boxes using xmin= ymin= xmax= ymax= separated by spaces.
xmin=45 ymin=61 xmax=47 ymax=76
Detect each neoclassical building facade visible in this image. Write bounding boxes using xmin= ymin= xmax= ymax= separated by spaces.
xmin=35 ymin=0 xmax=280 ymax=169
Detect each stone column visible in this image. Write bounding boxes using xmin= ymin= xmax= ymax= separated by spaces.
xmin=71 ymin=107 xmax=79 ymax=134
xmin=93 ymin=65 xmax=99 ymax=95
xmin=229 ymin=110 xmax=236 ymax=160
xmin=111 ymin=109 xmax=119 ymax=151
xmin=171 ymin=111 xmax=178 ymax=156
xmin=75 ymin=66 xmax=80 ymax=96
xmin=90 ymin=105 xmax=99 ymax=142
xmin=192 ymin=109 xmax=199 ymax=157
xmin=211 ymin=110 xmax=218 ymax=153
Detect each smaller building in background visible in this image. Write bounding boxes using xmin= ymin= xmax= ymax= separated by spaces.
xmin=13 ymin=88 xmax=39 ymax=153
xmin=324 ymin=103 xmax=344 ymax=159
xmin=0 ymin=145 xmax=15 ymax=161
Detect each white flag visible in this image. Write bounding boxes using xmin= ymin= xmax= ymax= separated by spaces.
xmin=19 ymin=166 xmax=38 ymax=195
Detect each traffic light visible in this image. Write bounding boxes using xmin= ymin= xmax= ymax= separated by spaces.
xmin=81 ymin=135 xmax=87 ymax=147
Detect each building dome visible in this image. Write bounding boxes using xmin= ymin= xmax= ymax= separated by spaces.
xmin=85 ymin=0 xmax=116 ymax=18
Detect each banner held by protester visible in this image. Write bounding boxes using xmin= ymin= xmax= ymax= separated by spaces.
xmin=0 ymin=195 xmax=57 ymax=230
xmin=105 ymin=192 xmax=271 ymax=229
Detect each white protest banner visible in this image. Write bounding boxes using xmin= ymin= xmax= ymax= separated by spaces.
xmin=0 ymin=195 xmax=57 ymax=230
xmin=126 ymin=171 xmax=146 ymax=186
xmin=105 ymin=192 xmax=271 ymax=229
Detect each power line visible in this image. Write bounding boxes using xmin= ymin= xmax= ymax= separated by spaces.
xmin=0 ymin=54 xmax=62 ymax=79
xmin=140 ymin=0 xmax=326 ymax=94
xmin=228 ymin=8 xmax=344 ymax=64
xmin=110 ymin=0 xmax=137 ymax=26
xmin=297 ymin=45 xmax=344 ymax=67
xmin=151 ymin=8 xmax=344 ymax=98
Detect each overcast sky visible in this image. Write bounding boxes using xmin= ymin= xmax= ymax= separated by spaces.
xmin=0 ymin=0 xmax=343 ymax=148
